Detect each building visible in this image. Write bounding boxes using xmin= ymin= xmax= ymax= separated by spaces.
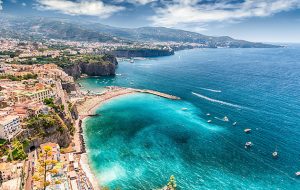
xmin=0 ymin=115 xmax=21 ymax=141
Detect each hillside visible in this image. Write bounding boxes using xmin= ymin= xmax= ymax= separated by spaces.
xmin=0 ymin=15 xmax=280 ymax=48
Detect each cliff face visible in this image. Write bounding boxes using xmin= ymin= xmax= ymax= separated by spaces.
xmin=63 ymin=54 xmax=118 ymax=79
xmin=109 ymin=49 xmax=174 ymax=58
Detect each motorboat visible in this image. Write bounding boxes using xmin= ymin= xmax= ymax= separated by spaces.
xmin=206 ymin=113 xmax=211 ymax=116
xmin=233 ymin=122 xmax=237 ymax=126
xmin=181 ymin=108 xmax=188 ymax=111
xmin=223 ymin=116 xmax=229 ymax=122
xmin=245 ymin=142 xmax=252 ymax=149
xmin=244 ymin=129 xmax=251 ymax=133
xmin=272 ymin=151 xmax=278 ymax=158
xmin=207 ymin=120 xmax=212 ymax=123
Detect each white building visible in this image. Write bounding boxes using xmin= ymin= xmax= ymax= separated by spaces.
xmin=0 ymin=115 xmax=21 ymax=141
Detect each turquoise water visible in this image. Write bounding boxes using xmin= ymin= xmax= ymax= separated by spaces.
xmin=81 ymin=46 xmax=300 ymax=189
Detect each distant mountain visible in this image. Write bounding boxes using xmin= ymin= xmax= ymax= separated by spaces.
xmin=0 ymin=15 xmax=280 ymax=48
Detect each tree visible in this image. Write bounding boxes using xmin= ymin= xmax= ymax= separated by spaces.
xmin=42 ymin=145 xmax=52 ymax=190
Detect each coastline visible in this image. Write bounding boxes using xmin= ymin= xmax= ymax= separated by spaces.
xmin=74 ymin=86 xmax=180 ymax=189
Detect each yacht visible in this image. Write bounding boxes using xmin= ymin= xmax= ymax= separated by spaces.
xmin=245 ymin=142 xmax=252 ymax=149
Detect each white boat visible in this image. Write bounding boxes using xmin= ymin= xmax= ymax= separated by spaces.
xmin=245 ymin=142 xmax=252 ymax=149
xmin=181 ymin=108 xmax=188 ymax=111
xmin=223 ymin=116 xmax=229 ymax=122
xmin=244 ymin=129 xmax=251 ymax=133
xmin=207 ymin=120 xmax=212 ymax=123
xmin=233 ymin=122 xmax=237 ymax=126
xmin=206 ymin=113 xmax=211 ymax=116
xmin=296 ymin=172 xmax=300 ymax=176
xmin=272 ymin=151 xmax=278 ymax=158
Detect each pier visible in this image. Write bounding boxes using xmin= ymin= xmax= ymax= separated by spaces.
xmin=134 ymin=89 xmax=180 ymax=100
xmin=106 ymin=86 xmax=181 ymax=100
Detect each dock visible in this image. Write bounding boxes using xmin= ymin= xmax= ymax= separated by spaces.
xmin=105 ymin=86 xmax=180 ymax=100
xmin=134 ymin=89 xmax=180 ymax=100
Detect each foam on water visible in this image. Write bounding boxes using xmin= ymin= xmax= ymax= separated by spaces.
xmin=192 ymin=92 xmax=246 ymax=109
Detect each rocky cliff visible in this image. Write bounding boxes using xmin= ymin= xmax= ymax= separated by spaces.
xmin=63 ymin=54 xmax=118 ymax=79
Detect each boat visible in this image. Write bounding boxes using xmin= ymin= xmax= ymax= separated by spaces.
xmin=244 ymin=128 xmax=251 ymax=133
xmin=233 ymin=122 xmax=237 ymax=126
xmin=130 ymin=58 xmax=134 ymax=63
xmin=206 ymin=113 xmax=211 ymax=116
xmin=223 ymin=116 xmax=229 ymax=122
xmin=207 ymin=120 xmax=212 ymax=123
xmin=272 ymin=151 xmax=278 ymax=158
xmin=272 ymin=146 xmax=278 ymax=158
xmin=296 ymin=172 xmax=300 ymax=176
xmin=245 ymin=142 xmax=252 ymax=149
xmin=181 ymin=108 xmax=188 ymax=111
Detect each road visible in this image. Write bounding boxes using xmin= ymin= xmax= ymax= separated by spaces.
xmin=24 ymin=150 xmax=37 ymax=190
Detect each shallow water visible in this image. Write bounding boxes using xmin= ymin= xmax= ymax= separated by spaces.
xmin=80 ymin=46 xmax=300 ymax=189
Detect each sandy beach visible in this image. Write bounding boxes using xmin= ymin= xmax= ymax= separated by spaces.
xmin=77 ymin=87 xmax=137 ymax=117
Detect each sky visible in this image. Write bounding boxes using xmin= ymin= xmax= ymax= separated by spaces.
xmin=1 ymin=0 xmax=300 ymax=43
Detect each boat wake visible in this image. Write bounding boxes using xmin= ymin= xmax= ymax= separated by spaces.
xmin=192 ymin=92 xmax=247 ymax=109
xmin=200 ymin=87 xmax=222 ymax=93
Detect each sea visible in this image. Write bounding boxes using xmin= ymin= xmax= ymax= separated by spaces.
xmin=78 ymin=45 xmax=300 ymax=190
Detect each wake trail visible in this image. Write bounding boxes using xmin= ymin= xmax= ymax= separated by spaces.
xmin=200 ymin=87 xmax=222 ymax=93
xmin=192 ymin=92 xmax=253 ymax=111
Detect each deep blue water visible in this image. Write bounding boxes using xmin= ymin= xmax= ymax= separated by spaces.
xmin=80 ymin=46 xmax=300 ymax=190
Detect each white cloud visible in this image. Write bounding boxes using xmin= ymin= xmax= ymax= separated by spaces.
xmin=22 ymin=2 xmax=26 ymax=6
xmin=36 ymin=0 xmax=125 ymax=18
xmin=114 ymin=0 xmax=156 ymax=5
xmin=0 ymin=0 xmax=2 ymax=11
xmin=150 ymin=0 xmax=300 ymax=27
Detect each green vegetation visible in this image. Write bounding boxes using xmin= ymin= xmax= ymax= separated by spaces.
xmin=11 ymin=53 xmax=110 ymax=68
xmin=27 ymin=113 xmax=67 ymax=137
xmin=10 ymin=140 xmax=27 ymax=160
xmin=0 ymin=139 xmax=6 ymax=146
xmin=0 ymin=73 xmax=38 ymax=81
xmin=43 ymin=98 xmax=63 ymax=113
xmin=0 ymin=50 xmax=21 ymax=58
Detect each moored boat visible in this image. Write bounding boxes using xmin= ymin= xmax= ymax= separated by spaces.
xmin=223 ymin=116 xmax=229 ymax=122
xmin=272 ymin=151 xmax=278 ymax=158
xmin=245 ymin=141 xmax=252 ymax=149
xmin=244 ymin=128 xmax=251 ymax=133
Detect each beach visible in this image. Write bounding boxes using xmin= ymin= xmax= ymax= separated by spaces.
xmin=74 ymin=86 xmax=180 ymax=189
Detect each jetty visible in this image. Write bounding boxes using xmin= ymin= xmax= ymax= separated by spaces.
xmin=105 ymin=86 xmax=180 ymax=100
xmin=134 ymin=89 xmax=180 ymax=100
